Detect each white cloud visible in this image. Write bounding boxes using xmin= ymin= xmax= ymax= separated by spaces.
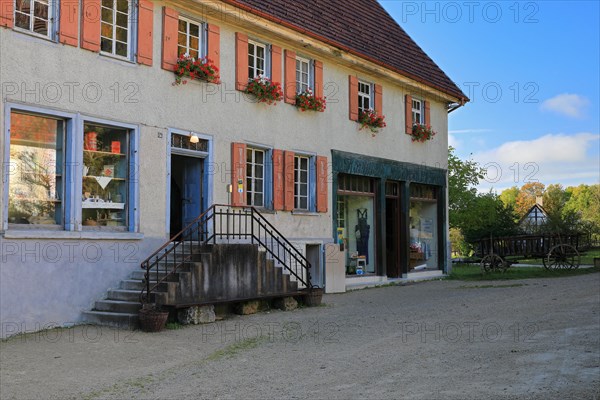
xmin=473 ymin=133 xmax=600 ymax=191
xmin=448 ymin=134 xmax=461 ymax=149
xmin=540 ymin=94 xmax=590 ymax=119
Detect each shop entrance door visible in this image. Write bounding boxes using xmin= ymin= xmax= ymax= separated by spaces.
xmin=386 ymin=197 xmax=400 ymax=278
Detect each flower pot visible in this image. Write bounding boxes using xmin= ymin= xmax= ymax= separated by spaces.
xmin=303 ymin=287 xmax=324 ymax=307
xmin=138 ymin=308 xmax=169 ymax=332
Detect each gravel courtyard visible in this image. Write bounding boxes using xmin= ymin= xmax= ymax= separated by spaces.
xmin=1 ymin=273 xmax=599 ymax=400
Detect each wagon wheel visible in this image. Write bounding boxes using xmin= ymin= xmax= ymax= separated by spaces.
xmin=481 ymin=254 xmax=506 ymax=273
xmin=545 ymin=244 xmax=580 ymax=270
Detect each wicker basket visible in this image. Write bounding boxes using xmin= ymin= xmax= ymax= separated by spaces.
xmin=303 ymin=287 xmax=324 ymax=307
xmin=138 ymin=308 xmax=169 ymax=332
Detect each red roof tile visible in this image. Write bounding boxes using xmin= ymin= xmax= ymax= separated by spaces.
xmin=222 ymin=0 xmax=468 ymax=101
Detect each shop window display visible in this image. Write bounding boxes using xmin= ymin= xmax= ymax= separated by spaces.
xmin=339 ymin=195 xmax=375 ymax=275
xmin=409 ymin=184 xmax=438 ymax=271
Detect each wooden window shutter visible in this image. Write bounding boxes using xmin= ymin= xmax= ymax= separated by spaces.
xmin=81 ymin=0 xmax=101 ymax=52
xmin=272 ymin=150 xmax=284 ymax=211
xmin=284 ymin=50 xmax=297 ymax=104
xmin=235 ymin=32 xmax=249 ymax=91
xmin=231 ymin=143 xmax=247 ymax=207
xmin=425 ymin=100 xmax=431 ymax=127
xmin=405 ymin=94 xmax=413 ymax=134
xmin=161 ymin=7 xmax=178 ymax=70
xmin=137 ymin=0 xmax=154 ymax=66
xmin=0 ymin=0 xmax=14 ymax=28
xmin=374 ymin=84 xmax=383 ymax=116
xmin=59 ymin=0 xmax=79 ymax=46
xmin=271 ymin=45 xmax=282 ymax=84
xmin=349 ymin=76 xmax=359 ymax=121
xmin=314 ymin=60 xmax=324 ymax=99
xmin=207 ymin=23 xmax=220 ymax=70
xmin=316 ymin=156 xmax=328 ymax=213
xmin=283 ymin=151 xmax=295 ymax=211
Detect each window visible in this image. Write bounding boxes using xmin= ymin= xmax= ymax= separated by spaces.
xmin=14 ymin=0 xmax=54 ymax=38
xmin=412 ymin=99 xmax=423 ymax=125
xmin=246 ymin=147 xmax=265 ymax=207
xmin=248 ymin=40 xmax=267 ymax=79
xmin=8 ymin=112 xmax=64 ymax=227
xmin=296 ymin=57 xmax=311 ymax=93
xmin=358 ymin=81 xmax=372 ymax=113
xmin=82 ymin=123 xmax=131 ymax=231
xmin=4 ymin=106 xmax=139 ymax=233
xmin=294 ymin=155 xmax=309 ymax=210
xmin=101 ymin=0 xmax=132 ymax=58
xmin=178 ymin=17 xmax=203 ymax=59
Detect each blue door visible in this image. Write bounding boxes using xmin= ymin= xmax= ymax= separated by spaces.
xmin=171 ymin=155 xmax=203 ymax=238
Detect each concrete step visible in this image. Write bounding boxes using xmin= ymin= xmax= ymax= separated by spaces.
xmin=82 ymin=311 xmax=138 ymax=330
xmin=131 ymin=270 xmax=171 ymax=281
xmin=120 ymin=279 xmax=144 ymax=290
xmin=94 ymin=300 xmax=142 ymax=314
xmin=107 ymin=289 xmax=141 ymax=302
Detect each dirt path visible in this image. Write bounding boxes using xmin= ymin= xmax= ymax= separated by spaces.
xmin=1 ymin=274 xmax=599 ymax=399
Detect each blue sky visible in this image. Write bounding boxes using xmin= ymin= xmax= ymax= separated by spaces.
xmin=380 ymin=0 xmax=600 ymax=192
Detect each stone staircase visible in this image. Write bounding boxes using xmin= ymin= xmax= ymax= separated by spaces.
xmin=82 ymin=243 xmax=303 ymax=329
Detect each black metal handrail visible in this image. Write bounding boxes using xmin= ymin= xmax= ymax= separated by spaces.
xmin=140 ymin=204 xmax=312 ymax=304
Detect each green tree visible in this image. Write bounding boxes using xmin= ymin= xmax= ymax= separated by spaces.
xmin=457 ymin=192 xmax=520 ymax=243
xmin=448 ymin=146 xmax=484 ymax=229
xmin=499 ymin=186 xmax=519 ymax=209
xmin=542 ymin=184 xmax=568 ymax=220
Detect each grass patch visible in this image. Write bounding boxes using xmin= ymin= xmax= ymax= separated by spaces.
xmin=517 ymin=248 xmax=600 ymax=266
xmin=449 ymin=263 xmax=600 ymax=281
xmin=206 ymin=336 xmax=266 ymax=361
xmin=165 ymin=322 xmax=184 ymax=330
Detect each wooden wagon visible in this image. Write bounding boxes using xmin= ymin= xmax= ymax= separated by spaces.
xmin=473 ymin=234 xmax=586 ymax=272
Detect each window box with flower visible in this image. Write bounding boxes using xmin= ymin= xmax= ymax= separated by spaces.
xmin=358 ymin=109 xmax=386 ymax=136
xmin=295 ymin=89 xmax=326 ymax=112
xmin=174 ymin=54 xmax=221 ymax=85
xmin=244 ymin=76 xmax=284 ymax=105
xmin=410 ymin=124 xmax=437 ymax=142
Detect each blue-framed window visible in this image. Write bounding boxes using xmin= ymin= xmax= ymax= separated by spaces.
xmin=245 ymin=145 xmax=272 ymax=209
xmin=3 ymin=104 xmax=140 ymax=233
xmin=14 ymin=0 xmax=57 ymax=40
xmin=101 ymin=0 xmax=134 ymax=59
xmin=294 ymin=153 xmax=316 ymax=212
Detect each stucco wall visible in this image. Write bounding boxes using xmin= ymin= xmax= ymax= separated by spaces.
xmin=0 ymin=0 xmax=452 ymax=335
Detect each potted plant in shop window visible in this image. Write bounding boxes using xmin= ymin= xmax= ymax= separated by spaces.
xmin=358 ymin=109 xmax=386 ymax=136
xmin=244 ymin=76 xmax=284 ymax=105
xmin=295 ymin=89 xmax=327 ymax=112
xmin=173 ymin=54 xmax=221 ymax=85
xmin=410 ymin=124 xmax=437 ymax=143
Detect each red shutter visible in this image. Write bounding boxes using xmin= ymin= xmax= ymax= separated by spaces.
xmin=231 ymin=143 xmax=247 ymax=207
xmin=425 ymin=100 xmax=431 ymax=127
xmin=349 ymin=76 xmax=359 ymax=121
xmin=314 ymin=60 xmax=324 ymax=99
xmin=405 ymin=94 xmax=413 ymax=134
xmin=0 ymin=0 xmax=14 ymax=28
xmin=235 ymin=32 xmax=249 ymax=91
xmin=81 ymin=0 xmax=101 ymax=52
xmin=161 ymin=7 xmax=178 ymax=71
xmin=272 ymin=150 xmax=284 ymax=211
xmin=284 ymin=50 xmax=297 ymax=104
xmin=207 ymin=23 xmax=220 ymax=70
xmin=284 ymin=151 xmax=295 ymax=211
xmin=316 ymin=156 xmax=328 ymax=213
xmin=374 ymin=84 xmax=383 ymax=116
xmin=271 ymin=45 xmax=282 ymax=84
xmin=137 ymin=0 xmax=154 ymax=66
xmin=59 ymin=0 xmax=79 ymax=46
